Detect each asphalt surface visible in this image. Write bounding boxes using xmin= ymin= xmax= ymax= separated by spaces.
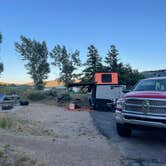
xmin=90 ymin=111 xmax=166 ymax=166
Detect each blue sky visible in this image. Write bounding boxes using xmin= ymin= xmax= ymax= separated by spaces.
xmin=0 ymin=0 xmax=165 ymax=83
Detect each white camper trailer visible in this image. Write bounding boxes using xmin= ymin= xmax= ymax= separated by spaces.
xmin=68 ymin=72 xmax=125 ymax=111
xmin=89 ymin=73 xmax=124 ymax=111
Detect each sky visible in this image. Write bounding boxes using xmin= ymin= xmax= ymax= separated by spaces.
xmin=0 ymin=0 xmax=165 ymax=83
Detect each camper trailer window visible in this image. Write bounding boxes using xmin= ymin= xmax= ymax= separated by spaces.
xmin=102 ymin=74 xmax=112 ymax=83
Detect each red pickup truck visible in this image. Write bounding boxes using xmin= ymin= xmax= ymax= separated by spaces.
xmin=115 ymin=77 xmax=166 ymax=137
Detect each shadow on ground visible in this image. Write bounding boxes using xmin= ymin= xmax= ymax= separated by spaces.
xmin=90 ymin=111 xmax=166 ymax=166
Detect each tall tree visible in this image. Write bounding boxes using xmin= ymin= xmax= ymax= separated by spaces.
xmin=15 ymin=36 xmax=50 ymax=90
xmin=50 ymin=45 xmax=81 ymax=86
xmin=0 ymin=33 xmax=4 ymax=74
xmin=105 ymin=45 xmax=143 ymax=88
xmin=82 ymin=45 xmax=103 ymax=82
xmin=117 ymin=63 xmax=144 ymax=88
xmin=0 ymin=33 xmax=2 ymax=44
xmin=105 ymin=45 xmax=119 ymax=72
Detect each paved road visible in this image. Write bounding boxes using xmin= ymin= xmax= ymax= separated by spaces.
xmin=91 ymin=111 xmax=166 ymax=166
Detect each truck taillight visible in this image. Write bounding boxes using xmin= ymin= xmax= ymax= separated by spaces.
xmin=116 ymin=98 xmax=125 ymax=111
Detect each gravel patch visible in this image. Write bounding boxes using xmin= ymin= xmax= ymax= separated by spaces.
xmin=0 ymin=103 xmax=121 ymax=166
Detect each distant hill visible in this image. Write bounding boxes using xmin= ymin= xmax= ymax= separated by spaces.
xmin=142 ymin=69 xmax=166 ymax=78
xmin=44 ymin=80 xmax=64 ymax=87
xmin=24 ymin=80 xmax=64 ymax=87
xmin=0 ymin=80 xmax=64 ymax=87
xmin=1 ymin=70 xmax=166 ymax=87
xmin=0 ymin=82 xmax=20 ymax=86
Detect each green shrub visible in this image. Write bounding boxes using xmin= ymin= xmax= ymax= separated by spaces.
xmin=0 ymin=86 xmax=32 ymax=102
xmin=57 ymin=93 xmax=70 ymax=103
xmin=49 ymin=89 xmax=57 ymax=97
xmin=0 ymin=116 xmax=13 ymax=129
xmin=27 ymin=91 xmax=46 ymax=101
xmin=44 ymin=89 xmax=56 ymax=97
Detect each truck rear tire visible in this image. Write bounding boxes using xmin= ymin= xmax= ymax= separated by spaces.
xmin=116 ymin=123 xmax=132 ymax=137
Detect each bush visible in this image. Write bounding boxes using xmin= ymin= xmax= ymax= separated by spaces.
xmin=57 ymin=93 xmax=70 ymax=103
xmin=0 ymin=86 xmax=32 ymax=103
xmin=49 ymin=89 xmax=57 ymax=97
xmin=0 ymin=116 xmax=13 ymax=129
xmin=27 ymin=91 xmax=46 ymax=101
xmin=0 ymin=86 xmax=18 ymax=94
xmin=44 ymin=89 xmax=56 ymax=97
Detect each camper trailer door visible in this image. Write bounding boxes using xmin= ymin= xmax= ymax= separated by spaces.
xmin=96 ymin=85 xmax=124 ymax=100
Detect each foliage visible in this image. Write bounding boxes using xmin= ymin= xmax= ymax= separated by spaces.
xmin=104 ymin=44 xmax=144 ymax=88
xmin=48 ymin=87 xmax=67 ymax=97
xmin=26 ymin=90 xmax=46 ymax=101
xmin=0 ymin=32 xmax=4 ymax=75
xmin=0 ymin=63 xmax=3 ymax=75
xmin=44 ymin=89 xmax=55 ymax=97
xmin=15 ymin=36 xmax=50 ymax=90
xmin=105 ymin=45 xmax=119 ymax=72
xmin=0 ymin=86 xmax=33 ymax=102
xmin=0 ymin=32 xmax=2 ymax=44
xmin=118 ymin=63 xmax=144 ymax=88
xmin=50 ymin=45 xmax=81 ymax=86
xmin=0 ymin=86 xmax=29 ymax=97
xmin=0 ymin=116 xmax=13 ymax=129
xmin=82 ymin=45 xmax=103 ymax=83
xmin=56 ymin=93 xmax=70 ymax=103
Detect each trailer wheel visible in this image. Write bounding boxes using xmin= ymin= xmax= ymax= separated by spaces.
xmin=94 ymin=103 xmax=102 ymax=111
xmin=20 ymin=100 xmax=29 ymax=106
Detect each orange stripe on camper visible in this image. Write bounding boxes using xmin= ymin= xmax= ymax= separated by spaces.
xmin=94 ymin=72 xmax=118 ymax=84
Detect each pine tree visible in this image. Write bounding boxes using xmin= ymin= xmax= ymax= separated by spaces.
xmin=105 ymin=45 xmax=119 ymax=72
xmin=0 ymin=33 xmax=2 ymax=44
xmin=0 ymin=33 xmax=4 ymax=74
xmin=82 ymin=45 xmax=103 ymax=82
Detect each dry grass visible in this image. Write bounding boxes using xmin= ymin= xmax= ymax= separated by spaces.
xmin=0 ymin=145 xmax=45 ymax=166
xmin=14 ymin=118 xmax=55 ymax=137
xmin=0 ymin=113 xmax=55 ymax=137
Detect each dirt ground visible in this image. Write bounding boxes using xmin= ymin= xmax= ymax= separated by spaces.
xmin=0 ymin=103 xmax=121 ymax=166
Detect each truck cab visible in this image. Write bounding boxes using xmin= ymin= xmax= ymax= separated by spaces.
xmin=116 ymin=77 xmax=166 ymax=137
